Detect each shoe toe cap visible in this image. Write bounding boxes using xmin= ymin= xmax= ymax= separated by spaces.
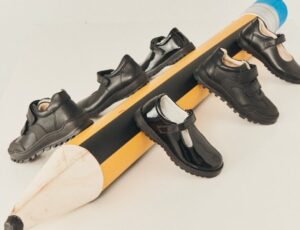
xmin=8 ymin=139 xmax=25 ymax=155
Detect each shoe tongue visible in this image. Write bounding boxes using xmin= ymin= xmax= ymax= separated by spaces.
xmin=219 ymin=48 xmax=251 ymax=70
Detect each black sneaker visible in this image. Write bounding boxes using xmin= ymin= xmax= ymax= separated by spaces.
xmin=135 ymin=94 xmax=223 ymax=178
xmin=8 ymin=90 xmax=93 ymax=163
xmin=78 ymin=55 xmax=148 ymax=117
xmin=141 ymin=28 xmax=195 ymax=77
xmin=194 ymin=48 xmax=279 ymax=125
xmin=238 ymin=18 xmax=300 ymax=84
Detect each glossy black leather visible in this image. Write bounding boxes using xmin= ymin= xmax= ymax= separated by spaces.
xmin=139 ymin=95 xmax=223 ymax=174
xmin=195 ymin=49 xmax=279 ymax=124
xmin=141 ymin=28 xmax=195 ymax=77
xmin=78 ymin=55 xmax=148 ymax=116
xmin=239 ymin=19 xmax=300 ymax=83
xmin=8 ymin=90 xmax=90 ymax=161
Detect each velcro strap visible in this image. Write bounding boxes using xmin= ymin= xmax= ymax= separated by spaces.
xmin=239 ymin=66 xmax=258 ymax=84
xmin=21 ymin=103 xmax=36 ymax=135
xmin=157 ymin=110 xmax=196 ymax=134
xmin=264 ymin=34 xmax=286 ymax=48
xmin=245 ymin=80 xmax=261 ymax=96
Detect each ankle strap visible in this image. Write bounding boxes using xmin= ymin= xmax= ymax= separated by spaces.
xmin=264 ymin=34 xmax=286 ymax=49
xmin=157 ymin=110 xmax=196 ymax=134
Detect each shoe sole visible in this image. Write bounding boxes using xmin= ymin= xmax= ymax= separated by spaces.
xmin=134 ymin=108 xmax=223 ymax=178
xmin=87 ymin=74 xmax=149 ymax=118
xmin=237 ymin=37 xmax=300 ymax=84
xmin=193 ymin=68 xmax=278 ymax=125
xmin=146 ymin=42 xmax=196 ymax=78
xmin=10 ymin=116 xmax=93 ymax=163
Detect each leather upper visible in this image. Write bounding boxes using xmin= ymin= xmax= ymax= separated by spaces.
xmin=9 ymin=90 xmax=84 ymax=155
xmin=141 ymin=28 xmax=194 ymax=74
xmin=240 ymin=19 xmax=300 ymax=82
xmin=140 ymin=94 xmax=223 ymax=171
xmin=198 ymin=49 xmax=279 ymax=118
xmin=78 ymin=55 xmax=147 ymax=114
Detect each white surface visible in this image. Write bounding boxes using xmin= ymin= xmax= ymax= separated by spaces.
xmin=1 ymin=0 xmax=300 ymax=229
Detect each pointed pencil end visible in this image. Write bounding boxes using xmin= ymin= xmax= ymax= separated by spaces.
xmin=5 ymin=215 xmax=23 ymax=230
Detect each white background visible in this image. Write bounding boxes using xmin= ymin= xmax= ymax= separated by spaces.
xmin=1 ymin=0 xmax=300 ymax=229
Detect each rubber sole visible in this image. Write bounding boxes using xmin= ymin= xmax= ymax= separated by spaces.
xmin=10 ymin=116 xmax=93 ymax=163
xmin=87 ymin=75 xmax=149 ymax=118
xmin=193 ymin=69 xmax=278 ymax=125
xmin=146 ymin=42 xmax=195 ymax=78
xmin=134 ymin=108 xmax=223 ymax=178
xmin=237 ymin=37 xmax=300 ymax=84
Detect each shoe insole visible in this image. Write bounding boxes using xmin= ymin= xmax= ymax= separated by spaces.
xmin=220 ymin=48 xmax=251 ymax=69
xmin=38 ymin=99 xmax=51 ymax=112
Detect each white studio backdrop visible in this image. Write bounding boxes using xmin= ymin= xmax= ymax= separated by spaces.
xmin=1 ymin=0 xmax=300 ymax=230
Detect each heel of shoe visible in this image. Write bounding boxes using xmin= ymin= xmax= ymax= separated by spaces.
xmin=193 ymin=65 xmax=208 ymax=85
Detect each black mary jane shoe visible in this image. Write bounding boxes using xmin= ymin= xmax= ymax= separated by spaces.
xmin=8 ymin=90 xmax=93 ymax=163
xmin=78 ymin=55 xmax=148 ymax=117
xmin=194 ymin=48 xmax=279 ymax=125
xmin=238 ymin=18 xmax=300 ymax=84
xmin=134 ymin=94 xmax=223 ymax=178
xmin=141 ymin=28 xmax=195 ymax=78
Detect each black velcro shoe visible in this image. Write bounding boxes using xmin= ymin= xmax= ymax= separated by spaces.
xmin=194 ymin=48 xmax=279 ymax=125
xmin=141 ymin=28 xmax=195 ymax=78
xmin=134 ymin=94 xmax=223 ymax=178
xmin=8 ymin=90 xmax=93 ymax=163
xmin=238 ymin=18 xmax=300 ymax=84
xmin=78 ymin=55 xmax=148 ymax=117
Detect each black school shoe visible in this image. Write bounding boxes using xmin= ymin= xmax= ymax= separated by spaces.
xmin=194 ymin=48 xmax=279 ymax=125
xmin=8 ymin=90 xmax=93 ymax=163
xmin=141 ymin=28 xmax=195 ymax=77
xmin=238 ymin=18 xmax=300 ymax=84
xmin=135 ymin=94 xmax=223 ymax=178
xmin=78 ymin=55 xmax=148 ymax=117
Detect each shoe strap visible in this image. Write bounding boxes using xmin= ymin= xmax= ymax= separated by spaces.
xmin=239 ymin=65 xmax=258 ymax=83
xmin=150 ymin=36 xmax=165 ymax=52
xmin=244 ymin=80 xmax=262 ymax=96
xmin=264 ymin=34 xmax=286 ymax=48
xmin=21 ymin=102 xmax=37 ymax=135
xmin=157 ymin=110 xmax=196 ymax=134
xmin=97 ymin=70 xmax=111 ymax=86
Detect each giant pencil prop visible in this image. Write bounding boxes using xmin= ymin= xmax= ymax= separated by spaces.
xmin=5 ymin=1 xmax=288 ymax=229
